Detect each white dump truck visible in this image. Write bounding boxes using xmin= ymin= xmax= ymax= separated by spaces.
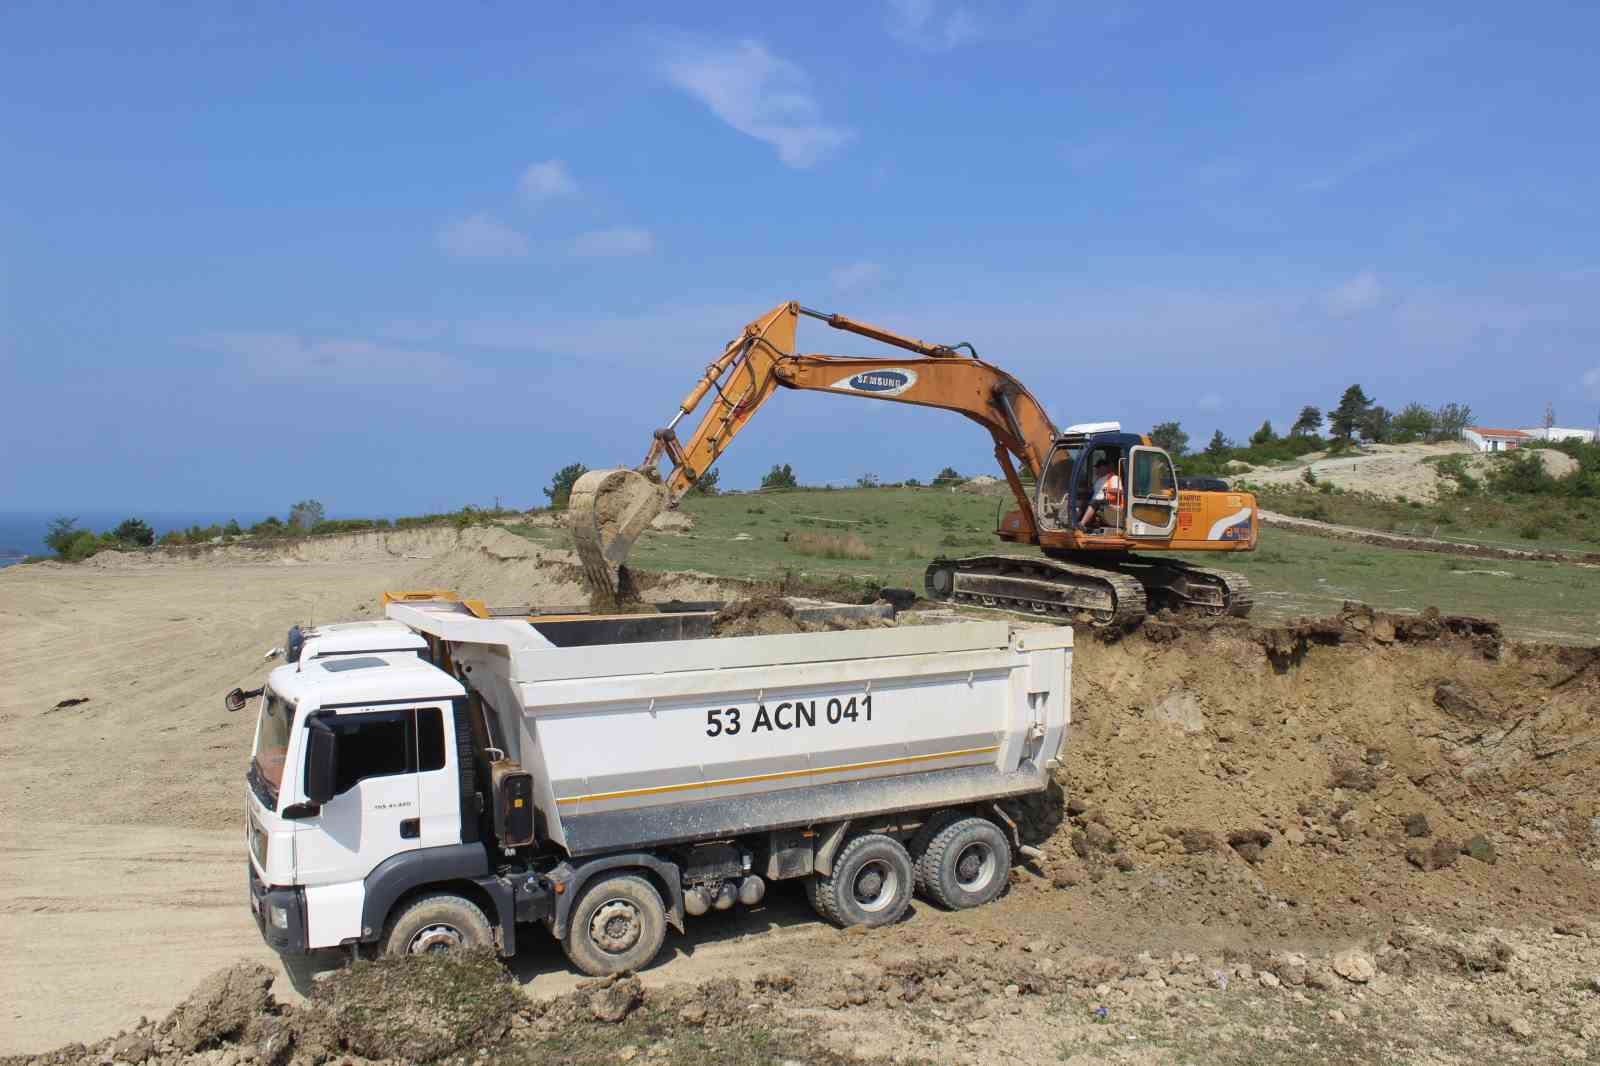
xmin=238 ymin=591 xmax=1071 ymax=975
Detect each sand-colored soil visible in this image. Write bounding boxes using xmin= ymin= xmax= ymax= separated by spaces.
xmin=3 ymin=530 xmax=1598 ymax=1060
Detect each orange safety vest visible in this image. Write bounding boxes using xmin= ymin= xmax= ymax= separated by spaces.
xmin=1096 ymin=472 xmax=1123 ymax=507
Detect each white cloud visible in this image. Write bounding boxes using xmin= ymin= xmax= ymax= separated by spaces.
xmin=518 ymin=159 xmax=577 ymax=204
xmin=830 ymin=261 xmax=885 ymax=292
xmin=437 ymin=213 xmax=528 ymax=260
xmin=1323 ymin=271 xmax=1382 ymax=316
xmin=205 ymin=333 xmax=460 ymax=380
xmin=885 ymin=0 xmax=981 ymax=51
xmin=1584 ymin=367 xmax=1600 ymax=393
xmin=657 ymin=37 xmax=853 ymax=168
xmin=571 ymin=226 xmax=656 ymax=258
xmin=1197 ymin=392 xmax=1225 ymax=413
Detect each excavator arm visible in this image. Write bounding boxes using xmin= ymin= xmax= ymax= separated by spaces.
xmin=570 ymin=302 xmax=1060 ymax=600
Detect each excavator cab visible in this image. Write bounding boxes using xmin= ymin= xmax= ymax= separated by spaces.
xmin=1034 ymin=428 xmax=1180 ymax=537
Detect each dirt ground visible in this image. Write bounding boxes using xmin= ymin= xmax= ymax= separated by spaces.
xmin=3 ymin=530 xmax=1598 ymax=1060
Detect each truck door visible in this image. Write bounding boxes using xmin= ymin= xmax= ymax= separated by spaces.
xmin=1126 ymin=446 xmax=1179 ymax=538
xmin=292 ymin=706 xmax=445 ymax=888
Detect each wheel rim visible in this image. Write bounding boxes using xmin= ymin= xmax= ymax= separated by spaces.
xmin=589 ymin=898 xmax=643 ymax=955
xmin=852 ymin=858 xmax=899 ymax=912
xmin=954 ymin=841 xmax=997 ymax=892
xmin=407 ymin=923 xmax=465 ymax=955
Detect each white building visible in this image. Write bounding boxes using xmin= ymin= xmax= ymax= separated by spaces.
xmin=1462 ymin=426 xmax=1531 ymax=453
xmin=1520 ymin=426 xmax=1597 ymax=444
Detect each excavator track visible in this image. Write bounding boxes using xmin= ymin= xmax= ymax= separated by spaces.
xmin=924 ymin=555 xmax=1148 ymax=629
xmin=1126 ymin=559 xmax=1254 ymax=618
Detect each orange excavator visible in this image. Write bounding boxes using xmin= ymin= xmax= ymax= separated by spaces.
xmin=570 ymin=302 xmax=1256 ymax=627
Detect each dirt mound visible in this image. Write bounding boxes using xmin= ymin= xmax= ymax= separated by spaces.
xmin=712 ymin=592 xmax=806 ymax=636
xmin=710 ymin=594 xmax=896 ymax=637
xmin=1240 ymin=440 xmax=1471 ymax=502
xmin=311 ymin=950 xmax=521 ymax=1061
xmin=1018 ymin=601 xmax=1600 ymax=940
xmin=955 ymin=474 xmax=1006 ymax=494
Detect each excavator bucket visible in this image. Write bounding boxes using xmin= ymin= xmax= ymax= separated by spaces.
xmin=569 ymin=468 xmax=665 ymax=604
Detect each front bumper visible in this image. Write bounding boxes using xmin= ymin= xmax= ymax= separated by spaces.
xmin=249 ymin=862 xmax=308 ymax=955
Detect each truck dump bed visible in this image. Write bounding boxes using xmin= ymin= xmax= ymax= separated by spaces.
xmin=387 ymin=601 xmax=1071 ymax=857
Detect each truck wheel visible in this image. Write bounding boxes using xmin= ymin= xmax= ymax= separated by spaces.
xmin=562 ymin=874 xmax=667 ymax=977
xmin=382 ymin=892 xmax=495 ymax=956
xmin=812 ymin=834 xmax=913 ymax=929
xmin=918 ymin=817 xmax=1011 ymax=911
xmin=908 ymin=809 xmax=966 ymax=896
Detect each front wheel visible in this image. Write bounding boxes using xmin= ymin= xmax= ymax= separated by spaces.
xmin=381 ymin=893 xmax=495 ymax=956
xmin=562 ymin=874 xmax=667 ymax=976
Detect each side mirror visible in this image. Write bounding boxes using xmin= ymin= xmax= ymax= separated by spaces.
xmin=304 ymin=719 xmax=339 ymax=805
xmin=224 ymin=686 xmax=262 ymax=713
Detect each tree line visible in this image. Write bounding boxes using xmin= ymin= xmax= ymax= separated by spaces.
xmin=1146 ymin=386 xmax=1475 ymax=475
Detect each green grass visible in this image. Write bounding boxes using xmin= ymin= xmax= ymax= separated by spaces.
xmin=1171 ymin=529 xmax=1599 ymax=642
xmin=505 ymin=487 xmax=1600 ymax=645
xmin=1253 ymin=486 xmax=1600 ymax=553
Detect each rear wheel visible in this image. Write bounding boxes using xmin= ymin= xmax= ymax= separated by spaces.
xmin=908 ymin=810 xmax=966 ymax=897
xmin=918 ymin=817 xmax=1011 ymax=911
xmin=382 ymin=893 xmax=495 ymax=957
xmin=811 ymin=833 xmax=914 ymax=929
xmin=562 ymin=874 xmax=667 ymax=976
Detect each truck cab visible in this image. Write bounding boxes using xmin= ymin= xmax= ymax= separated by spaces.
xmin=246 ymin=643 xmax=492 ymax=956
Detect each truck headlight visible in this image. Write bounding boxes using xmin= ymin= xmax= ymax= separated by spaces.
xmin=269 ymin=903 xmax=290 ymax=930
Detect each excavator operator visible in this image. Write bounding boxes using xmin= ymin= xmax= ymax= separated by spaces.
xmin=1081 ymin=456 xmax=1124 ymax=531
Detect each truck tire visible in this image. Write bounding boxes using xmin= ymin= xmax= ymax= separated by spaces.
xmin=382 ymin=892 xmax=495 ymax=956
xmin=908 ymin=809 xmax=966 ymax=896
xmin=917 ymin=817 xmax=1011 ymax=911
xmin=562 ymin=874 xmax=667 ymax=977
xmin=811 ymin=833 xmax=913 ymax=929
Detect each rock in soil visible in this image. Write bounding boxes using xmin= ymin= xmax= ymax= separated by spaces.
xmin=1332 ymin=949 xmax=1376 ymax=984
xmin=1407 ymin=838 xmax=1459 ymax=872
xmin=110 ymin=1033 xmax=156 ymax=1063
xmin=1462 ymin=834 xmax=1497 ymax=864
xmin=591 ymin=975 xmax=645 ymax=1023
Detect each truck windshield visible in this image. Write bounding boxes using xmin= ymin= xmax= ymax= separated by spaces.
xmin=252 ymin=688 xmax=293 ymax=799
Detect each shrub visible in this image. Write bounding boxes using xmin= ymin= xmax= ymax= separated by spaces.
xmin=289 ymin=500 xmax=325 ymax=531
xmin=544 ymin=463 xmax=588 ymax=510
xmin=44 ymin=517 xmax=81 ymax=557
xmin=690 ymin=467 xmax=720 ymax=496
xmin=112 ymin=518 xmax=155 ymax=546
xmin=310 ymin=518 xmax=388 ymax=535
xmin=61 ymin=530 xmax=102 ymax=561
xmin=761 ymin=464 xmax=799 ymax=491
xmin=1518 ymin=521 xmax=1542 ymax=540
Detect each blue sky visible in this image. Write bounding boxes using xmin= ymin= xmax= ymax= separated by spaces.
xmin=3 ymin=2 xmax=1597 ymax=516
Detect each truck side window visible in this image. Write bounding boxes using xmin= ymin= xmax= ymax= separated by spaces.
xmin=417 ymin=707 xmax=446 ymax=772
xmin=327 ymin=710 xmax=412 ymax=794
xmin=322 ymin=706 xmax=447 ymax=796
